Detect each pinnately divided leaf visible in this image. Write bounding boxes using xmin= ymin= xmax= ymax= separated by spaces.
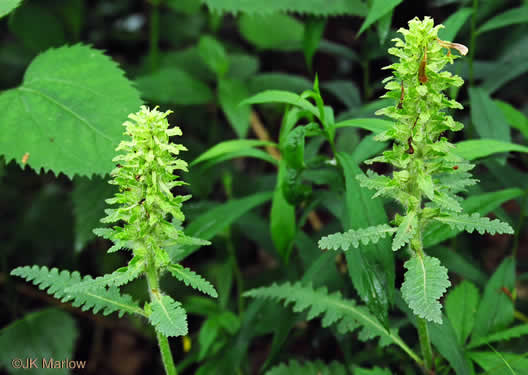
xmin=64 ymin=256 xmax=145 ymax=293
xmin=11 ymin=266 xmax=144 ymax=318
xmin=244 ymin=282 xmax=403 ymax=348
xmin=434 ymin=213 xmax=514 ymax=235
xmin=0 ymin=44 xmax=142 ymax=178
xmin=167 ymin=263 xmax=218 ymax=298
xmin=401 ymin=255 xmax=451 ymax=324
xmin=318 ymin=224 xmax=397 ymax=251
xmin=149 ymin=293 xmax=188 ymax=337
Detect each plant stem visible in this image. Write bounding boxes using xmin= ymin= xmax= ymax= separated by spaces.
xmin=148 ymin=0 xmax=161 ymax=71
xmin=157 ymin=331 xmax=178 ymax=375
xmin=417 ymin=317 xmax=433 ymax=372
xmin=145 ymin=252 xmax=178 ymax=375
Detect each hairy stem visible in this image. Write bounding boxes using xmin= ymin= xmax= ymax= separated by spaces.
xmin=146 ymin=252 xmax=178 ymax=375
xmin=417 ymin=317 xmax=434 ymax=372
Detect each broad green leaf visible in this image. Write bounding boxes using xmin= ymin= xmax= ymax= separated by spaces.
xmin=202 ymin=0 xmax=367 ymax=16
xmin=303 ymin=17 xmax=326 ymax=71
xmin=0 ymin=309 xmax=78 ymax=375
xmin=445 ymin=281 xmax=480 ymax=345
xmin=174 ymin=191 xmax=273 ymax=261
xmin=191 ymin=140 xmax=276 ymax=165
xmin=495 ymin=100 xmax=528 ymax=139
xmin=0 ymin=44 xmax=142 ymax=178
xmin=423 ymin=188 xmax=523 ymax=248
xmin=471 ymin=257 xmax=516 ymax=342
xmin=238 ymin=13 xmax=304 ymax=51
xmin=337 ymin=152 xmax=394 ymax=327
xmin=469 ymin=88 xmax=511 ymax=147
xmin=271 ymin=160 xmax=296 ymax=261
xmin=454 ymin=139 xmax=528 ymax=160
xmin=149 ymin=293 xmax=188 ymax=337
xmin=401 ymin=255 xmax=451 ymax=324
xmin=8 ymin=2 xmax=66 ymax=52
xmin=167 ymin=263 xmax=218 ymax=298
xmin=218 ymin=78 xmax=251 ymax=138
xmin=248 ymin=74 xmax=312 ymax=94
xmin=72 ymin=176 xmax=116 ymax=252
xmin=135 ymin=67 xmax=213 ymax=105
xmin=358 ymin=0 xmax=403 ymax=36
xmin=198 ymin=35 xmax=229 ymax=78
xmin=428 ymin=316 xmax=472 ymax=375
xmin=334 ymin=118 xmax=393 ymax=133
xmin=0 ymin=0 xmax=21 ymax=18
xmin=468 ymin=324 xmax=528 ymax=349
xmin=428 ymin=246 xmax=487 ymax=286
xmin=242 ymin=90 xmax=319 ymax=117
xmin=469 ymin=351 xmax=528 ymax=374
xmin=477 ymin=6 xmax=528 ymax=35
xmin=438 ymin=8 xmax=472 ymax=41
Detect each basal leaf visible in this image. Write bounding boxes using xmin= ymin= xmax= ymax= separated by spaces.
xmin=471 ymin=257 xmax=516 ymax=343
xmin=468 ymin=324 xmax=528 ymax=349
xmin=469 ymin=351 xmax=528 ymax=374
xmin=135 ymin=67 xmax=213 ymax=105
xmin=202 ymin=0 xmax=367 ymax=16
xmin=445 ymin=280 xmax=480 ymax=345
xmin=0 ymin=44 xmax=142 ymax=178
xmin=401 ymin=255 xmax=451 ymax=324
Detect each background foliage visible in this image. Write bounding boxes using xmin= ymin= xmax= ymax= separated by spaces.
xmin=1 ymin=0 xmax=527 ymax=374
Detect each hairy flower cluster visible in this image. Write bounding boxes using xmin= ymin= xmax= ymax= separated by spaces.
xmin=96 ymin=106 xmax=190 ymax=265
xmin=361 ymin=17 xmax=474 ymax=224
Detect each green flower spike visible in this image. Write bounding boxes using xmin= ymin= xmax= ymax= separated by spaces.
xmin=12 ymin=106 xmax=217 ymax=375
xmin=319 ymin=17 xmax=513 ymax=325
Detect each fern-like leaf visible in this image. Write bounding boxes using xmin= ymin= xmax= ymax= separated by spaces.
xmin=467 ymin=324 xmax=528 ymax=349
xmin=264 ymin=360 xmax=347 ymax=375
xmin=148 ymin=293 xmax=188 ymax=337
xmin=318 ymin=224 xmax=397 ymax=251
xmin=167 ymin=264 xmax=218 ymax=298
xmin=244 ymin=282 xmax=401 ymax=347
xmin=434 ymin=213 xmax=514 ymax=235
xmin=392 ymin=212 xmax=417 ymax=251
xmin=401 ymin=255 xmax=451 ymax=324
xmin=65 ymin=256 xmax=144 ymax=293
xmin=11 ymin=266 xmax=144 ymax=318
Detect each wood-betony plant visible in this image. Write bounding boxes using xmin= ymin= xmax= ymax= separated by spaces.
xmin=317 ymin=17 xmax=513 ymax=369
xmin=11 ymin=106 xmax=217 ymax=375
